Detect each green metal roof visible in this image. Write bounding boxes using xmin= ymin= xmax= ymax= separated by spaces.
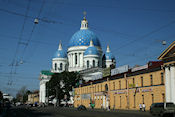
xmin=41 ymin=70 xmax=53 ymax=76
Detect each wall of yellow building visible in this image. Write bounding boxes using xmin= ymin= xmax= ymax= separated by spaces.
xmin=74 ymin=68 xmax=165 ymax=110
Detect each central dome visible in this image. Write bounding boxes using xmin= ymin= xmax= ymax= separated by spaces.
xmin=68 ymin=29 xmax=101 ymax=47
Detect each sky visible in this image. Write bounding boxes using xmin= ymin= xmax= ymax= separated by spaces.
xmin=0 ymin=0 xmax=175 ymax=97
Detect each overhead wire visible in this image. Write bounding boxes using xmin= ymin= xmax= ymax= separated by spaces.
xmin=0 ymin=8 xmax=56 ymax=24
xmin=8 ymin=0 xmax=31 ymax=86
xmin=111 ymin=20 xmax=175 ymax=55
xmin=13 ymin=0 xmax=46 ymax=80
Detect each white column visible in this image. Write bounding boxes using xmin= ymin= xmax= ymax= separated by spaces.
xmin=170 ymin=66 xmax=175 ymax=103
xmin=80 ymin=52 xmax=84 ymax=67
xmin=80 ymin=53 xmax=82 ymax=67
xmin=73 ymin=53 xmax=75 ymax=67
xmin=71 ymin=53 xmax=73 ymax=68
xmin=165 ymin=67 xmax=171 ymax=102
xmin=68 ymin=54 xmax=70 ymax=68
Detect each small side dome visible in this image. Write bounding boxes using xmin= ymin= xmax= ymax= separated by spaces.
xmin=53 ymin=42 xmax=67 ymax=58
xmin=105 ymin=45 xmax=115 ymax=60
xmin=84 ymin=40 xmax=99 ymax=56
xmin=105 ymin=52 xmax=115 ymax=60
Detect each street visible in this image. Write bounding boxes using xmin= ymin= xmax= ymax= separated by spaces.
xmin=3 ymin=106 xmax=160 ymax=117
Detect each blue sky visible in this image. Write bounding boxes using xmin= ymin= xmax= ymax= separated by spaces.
xmin=0 ymin=0 xmax=175 ymax=96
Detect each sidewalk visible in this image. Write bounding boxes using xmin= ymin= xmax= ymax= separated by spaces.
xmin=86 ymin=108 xmax=150 ymax=114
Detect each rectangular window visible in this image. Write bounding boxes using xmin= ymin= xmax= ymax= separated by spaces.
xmin=119 ymin=81 xmax=121 ymax=89
xmin=161 ymin=73 xmax=164 ymax=85
xmin=162 ymin=93 xmax=165 ymax=102
xmin=150 ymin=75 xmax=153 ymax=86
xmin=151 ymin=94 xmax=154 ymax=103
xmin=120 ymin=96 xmax=121 ymax=108
xmin=114 ymin=95 xmax=116 ymax=109
xmin=141 ymin=77 xmax=143 ymax=87
xmin=134 ymin=95 xmax=136 ymax=108
xmin=75 ymin=53 xmax=77 ymax=65
xmin=142 ymin=95 xmax=144 ymax=103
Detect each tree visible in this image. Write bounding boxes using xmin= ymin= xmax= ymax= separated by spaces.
xmin=0 ymin=91 xmax=3 ymax=101
xmin=16 ymin=86 xmax=31 ymax=103
xmin=47 ymin=71 xmax=81 ymax=105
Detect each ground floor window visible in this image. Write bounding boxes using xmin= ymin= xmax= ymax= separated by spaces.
xmin=120 ymin=96 xmax=121 ymax=108
xmin=151 ymin=94 xmax=154 ymax=103
xmin=134 ymin=95 xmax=136 ymax=108
xmin=162 ymin=93 xmax=165 ymax=102
xmin=142 ymin=95 xmax=144 ymax=104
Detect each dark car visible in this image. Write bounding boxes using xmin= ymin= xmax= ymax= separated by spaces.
xmin=77 ymin=105 xmax=86 ymax=111
xmin=150 ymin=102 xmax=175 ymax=116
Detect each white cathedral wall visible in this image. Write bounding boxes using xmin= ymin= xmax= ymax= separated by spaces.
xmin=106 ymin=60 xmax=113 ymax=68
xmin=67 ymin=46 xmax=102 ymax=72
xmin=52 ymin=58 xmax=67 ymax=73
xmin=84 ymin=55 xmax=99 ymax=68
xmin=39 ymin=78 xmax=50 ymax=103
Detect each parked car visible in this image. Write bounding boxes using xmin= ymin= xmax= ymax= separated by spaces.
xmin=77 ymin=105 xmax=86 ymax=111
xmin=150 ymin=102 xmax=175 ymax=116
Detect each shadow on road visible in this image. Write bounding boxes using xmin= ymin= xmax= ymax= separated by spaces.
xmin=4 ymin=106 xmax=53 ymax=117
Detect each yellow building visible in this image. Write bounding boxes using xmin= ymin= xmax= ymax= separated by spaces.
xmin=74 ymin=41 xmax=175 ymax=110
xmin=28 ymin=90 xmax=39 ymax=104
xmin=74 ymin=61 xmax=165 ymax=110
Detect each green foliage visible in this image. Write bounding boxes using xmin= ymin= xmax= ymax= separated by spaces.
xmin=47 ymin=71 xmax=81 ymax=104
xmin=16 ymin=86 xmax=31 ymax=103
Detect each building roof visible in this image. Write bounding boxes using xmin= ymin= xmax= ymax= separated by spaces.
xmin=68 ymin=29 xmax=101 ymax=47
xmin=84 ymin=40 xmax=99 ymax=56
xmin=158 ymin=41 xmax=175 ymax=60
xmin=53 ymin=42 xmax=67 ymax=58
xmin=105 ymin=45 xmax=115 ymax=60
xmin=40 ymin=70 xmax=53 ymax=76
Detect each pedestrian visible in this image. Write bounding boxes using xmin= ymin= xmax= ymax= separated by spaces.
xmin=101 ymin=103 xmax=103 ymax=109
xmin=139 ymin=103 xmax=142 ymax=111
xmin=142 ymin=103 xmax=146 ymax=111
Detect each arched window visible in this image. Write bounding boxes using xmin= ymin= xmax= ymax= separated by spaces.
xmin=93 ymin=60 xmax=95 ymax=68
xmin=87 ymin=60 xmax=89 ymax=68
xmin=98 ymin=61 xmax=100 ymax=67
xmin=75 ymin=53 xmax=77 ymax=65
xmin=54 ymin=63 xmax=57 ymax=71
xmin=105 ymin=84 xmax=108 ymax=92
xmin=60 ymin=63 xmax=63 ymax=70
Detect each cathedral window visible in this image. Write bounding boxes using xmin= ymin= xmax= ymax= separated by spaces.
xmin=55 ymin=63 xmax=57 ymax=71
xmin=87 ymin=60 xmax=89 ymax=68
xmin=75 ymin=53 xmax=77 ymax=65
xmin=60 ymin=63 xmax=63 ymax=70
xmin=93 ymin=60 xmax=95 ymax=68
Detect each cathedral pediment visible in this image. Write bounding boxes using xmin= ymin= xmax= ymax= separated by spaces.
xmin=158 ymin=41 xmax=175 ymax=60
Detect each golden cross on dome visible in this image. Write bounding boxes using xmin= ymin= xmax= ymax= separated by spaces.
xmin=83 ymin=11 xmax=87 ymax=20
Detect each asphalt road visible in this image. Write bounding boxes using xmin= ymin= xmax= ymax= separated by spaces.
xmin=3 ymin=106 xmax=173 ymax=117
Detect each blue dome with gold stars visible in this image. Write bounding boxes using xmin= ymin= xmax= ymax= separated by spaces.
xmin=53 ymin=42 xmax=67 ymax=58
xmin=68 ymin=29 xmax=101 ymax=47
xmin=105 ymin=52 xmax=115 ymax=60
xmin=54 ymin=49 xmax=67 ymax=58
xmin=84 ymin=46 xmax=99 ymax=56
